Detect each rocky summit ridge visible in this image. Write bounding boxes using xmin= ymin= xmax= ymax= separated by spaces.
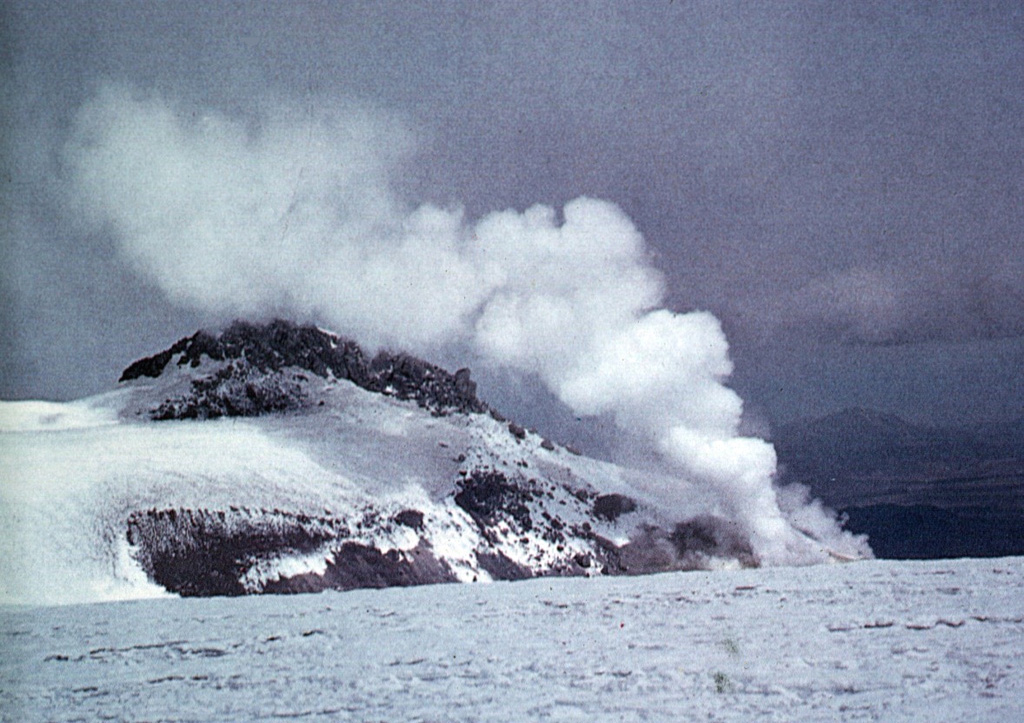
xmin=121 ymin=319 xmax=487 ymax=419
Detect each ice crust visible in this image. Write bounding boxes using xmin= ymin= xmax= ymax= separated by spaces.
xmin=1 ymin=557 xmax=1021 ymax=721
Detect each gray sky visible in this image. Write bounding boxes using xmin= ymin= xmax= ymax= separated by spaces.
xmin=2 ymin=1 xmax=1022 ymax=439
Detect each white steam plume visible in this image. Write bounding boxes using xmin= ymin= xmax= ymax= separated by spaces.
xmin=65 ymin=84 xmax=869 ymax=565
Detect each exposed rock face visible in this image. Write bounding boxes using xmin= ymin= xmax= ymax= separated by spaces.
xmin=592 ymin=493 xmax=637 ymax=522
xmin=123 ymin=492 xmax=598 ymax=597
xmin=121 ymin=319 xmax=488 ymax=418
xmin=123 ymin=490 xmax=761 ymax=597
xmin=127 ymin=507 xmax=460 ymax=596
xmin=127 ymin=507 xmax=347 ymax=597
xmin=151 ymin=363 xmax=308 ymax=420
xmin=262 ymin=542 xmax=459 ymax=594
xmin=455 ymin=469 xmax=535 ymax=533
xmin=392 ymin=509 xmax=425 ymax=531
xmin=122 ymin=463 xmax=731 ymax=597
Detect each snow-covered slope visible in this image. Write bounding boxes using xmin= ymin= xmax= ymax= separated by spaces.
xmin=0 ymin=321 xmax=863 ymax=605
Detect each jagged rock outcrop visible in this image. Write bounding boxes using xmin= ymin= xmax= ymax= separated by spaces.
xmin=127 ymin=507 xmax=347 ymax=596
xmin=592 ymin=493 xmax=637 ymax=522
xmin=150 ymin=362 xmax=308 ymax=420
xmin=455 ymin=469 xmax=535 ymax=533
xmin=121 ymin=319 xmax=488 ymax=418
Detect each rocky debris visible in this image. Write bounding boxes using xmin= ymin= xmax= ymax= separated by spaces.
xmin=454 ymin=469 xmax=534 ymax=532
xmin=367 ymin=351 xmax=485 ymax=415
xmin=152 ymin=363 xmax=307 ymax=420
xmin=120 ymin=322 xmax=366 ymax=383
xmin=393 ymin=509 xmax=425 ymax=531
xmin=127 ymin=506 xmax=466 ymax=596
xmin=592 ymin=493 xmax=637 ymax=522
xmin=122 ymin=319 xmax=488 ymax=418
xmin=119 ymin=333 xmax=208 ymax=382
xmin=124 ymin=499 xmax=583 ymax=597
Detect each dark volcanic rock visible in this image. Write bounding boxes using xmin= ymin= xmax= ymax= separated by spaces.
xmin=126 ymin=507 xmax=345 ymax=597
xmin=122 ymin=320 xmax=489 ymax=419
xmin=119 ymin=331 xmax=221 ymax=382
xmin=592 ymin=493 xmax=637 ymax=522
xmin=124 ymin=499 xmax=763 ymax=597
xmin=475 ymin=550 xmax=534 ymax=581
xmin=393 ymin=509 xmax=425 ymax=531
xmin=263 ymin=541 xmax=458 ymax=594
xmin=126 ymin=507 xmax=461 ymax=596
xmin=366 ymin=350 xmax=486 ymax=415
xmin=454 ymin=469 xmax=533 ymax=532
xmin=151 ymin=362 xmax=307 ymax=420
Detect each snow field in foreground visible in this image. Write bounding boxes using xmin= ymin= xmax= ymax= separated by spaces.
xmin=2 ymin=556 xmax=1022 ymax=721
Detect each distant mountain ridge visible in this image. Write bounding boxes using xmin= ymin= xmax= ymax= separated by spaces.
xmin=775 ymin=407 xmax=1023 ymax=490
xmin=774 ymin=407 xmax=1024 ymax=559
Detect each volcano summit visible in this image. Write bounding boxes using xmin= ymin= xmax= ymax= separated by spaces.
xmin=0 ymin=320 xmax=867 ymax=605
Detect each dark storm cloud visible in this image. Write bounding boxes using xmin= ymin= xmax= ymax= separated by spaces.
xmin=2 ymin=0 xmax=1022 ymax=428
xmin=768 ymin=265 xmax=1024 ymax=347
xmin=747 ymin=3 xmax=1024 ymax=348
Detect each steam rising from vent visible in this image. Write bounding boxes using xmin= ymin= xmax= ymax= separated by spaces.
xmin=65 ymin=84 xmax=870 ymax=565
